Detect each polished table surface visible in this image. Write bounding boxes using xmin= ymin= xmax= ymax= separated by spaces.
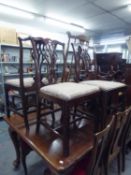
xmin=4 ymin=114 xmax=94 ymax=174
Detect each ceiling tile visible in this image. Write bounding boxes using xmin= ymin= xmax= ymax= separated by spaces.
xmin=31 ymin=0 xmax=88 ymax=14
xmin=65 ymin=3 xmax=104 ymax=19
xmin=113 ymin=8 xmax=131 ymax=24
xmin=94 ymin=0 xmax=131 ymax=11
xmin=85 ymin=13 xmax=126 ymax=30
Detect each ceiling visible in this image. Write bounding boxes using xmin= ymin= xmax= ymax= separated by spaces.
xmin=0 ymin=0 xmax=131 ymax=40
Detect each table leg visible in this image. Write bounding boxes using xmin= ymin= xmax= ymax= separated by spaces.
xmin=8 ymin=127 xmax=20 ymax=169
xmin=19 ymin=138 xmax=32 ymax=175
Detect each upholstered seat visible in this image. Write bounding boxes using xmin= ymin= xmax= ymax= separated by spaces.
xmin=81 ymin=80 xmax=126 ymax=91
xmin=5 ymin=77 xmax=34 ymax=88
xmin=5 ymin=77 xmax=49 ymax=88
xmin=40 ymin=82 xmax=100 ymax=101
xmin=80 ymin=80 xmax=127 ymax=128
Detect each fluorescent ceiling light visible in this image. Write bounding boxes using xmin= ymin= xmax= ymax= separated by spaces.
xmin=45 ymin=18 xmax=85 ymax=33
xmin=128 ymin=4 xmax=131 ymax=11
xmin=46 ymin=13 xmax=89 ymax=29
xmin=0 ymin=4 xmax=34 ymax=19
xmin=0 ymin=20 xmax=67 ymax=42
xmin=97 ymin=39 xmax=126 ymax=45
xmin=0 ymin=0 xmax=36 ymax=12
xmin=94 ymin=37 xmax=127 ymax=45
xmin=46 ymin=13 xmax=72 ymax=23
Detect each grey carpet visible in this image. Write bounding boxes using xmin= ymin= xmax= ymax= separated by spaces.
xmin=0 ymin=120 xmax=44 ymax=175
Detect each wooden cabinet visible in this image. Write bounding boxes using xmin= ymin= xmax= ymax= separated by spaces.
xmin=95 ymin=52 xmax=123 ymax=73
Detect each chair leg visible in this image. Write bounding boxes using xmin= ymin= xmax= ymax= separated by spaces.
xmin=73 ymin=106 xmax=77 ymax=129
xmin=117 ymin=154 xmax=121 ymax=175
xmin=23 ymin=108 xmax=29 ymax=131
xmin=5 ymin=86 xmax=10 ymax=117
xmin=50 ymin=102 xmax=55 ymax=128
xmin=103 ymin=162 xmax=109 ymax=175
xmin=44 ymin=168 xmax=52 ymax=175
xmin=22 ymin=95 xmax=29 ymax=131
xmin=8 ymin=127 xmax=20 ymax=169
xmin=122 ymin=145 xmax=126 ymax=172
xmin=23 ymin=113 xmax=29 ymax=131
xmin=36 ymin=98 xmax=42 ymax=133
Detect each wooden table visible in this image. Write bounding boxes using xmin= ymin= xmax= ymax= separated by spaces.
xmin=4 ymin=114 xmax=94 ymax=175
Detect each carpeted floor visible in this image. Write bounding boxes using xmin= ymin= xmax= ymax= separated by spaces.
xmin=0 ymin=120 xmax=45 ymax=175
xmin=0 ymin=119 xmax=131 ymax=175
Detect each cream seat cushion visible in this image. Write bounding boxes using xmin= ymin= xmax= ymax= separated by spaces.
xmin=40 ymin=82 xmax=100 ymax=101
xmin=5 ymin=77 xmax=34 ymax=88
xmin=81 ymin=80 xmax=126 ymax=91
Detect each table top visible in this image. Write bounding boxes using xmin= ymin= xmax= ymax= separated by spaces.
xmin=4 ymin=114 xmax=94 ymax=174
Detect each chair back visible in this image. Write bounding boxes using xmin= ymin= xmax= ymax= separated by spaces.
xmin=46 ymin=39 xmax=68 ymax=83
xmin=66 ymin=32 xmax=92 ymax=82
xmin=30 ymin=37 xmax=67 ymax=89
xmin=106 ymin=110 xmax=128 ymax=160
xmin=88 ymin=115 xmax=114 ymax=175
xmin=18 ymin=37 xmax=33 ymax=90
xmin=71 ymin=115 xmax=114 ymax=175
xmin=121 ymin=106 xmax=131 ymax=146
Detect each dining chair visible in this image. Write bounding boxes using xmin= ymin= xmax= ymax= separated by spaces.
xmin=121 ymin=106 xmax=131 ymax=172
xmin=69 ymin=115 xmax=115 ymax=175
xmin=4 ymin=37 xmax=37 ymax=175
xmin=66 ymin=33 xmax=101 ymax=130
xmin=30 ymin=37 xmax=70 ymax=128
xmin=81 ymin=80 xmax=127 ymax=128
xmin=30 ymin=36 xmax=101 ymax=157
xmin=103 ymin=110 xmax=129 ymax=175
xmin=67 ymin=34 xmax=127 ymax=129
xmin=5 ymin=37 xmax=36 ymax=130
xmin=5 ymin=37 xmax=66 ymax=175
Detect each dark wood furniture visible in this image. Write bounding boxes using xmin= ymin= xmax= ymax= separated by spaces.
xmin=65 ymin=33 xmax=103 ymax=131
xmin=7 ymin=112 xmax=36 ymax=171
xmin=4 ymin=36 xmax=129 ymax=175
xmin=66 ymin=34 xmax=127 ymax=130
xmin=30 ymin=36 xmax=101 ymax=157
xmin=67 ymin=32 xmax=93 ymax=82
xmin=125 ymin=64 xmax=131 ymax=106
xmin=4 ymin=114 xmax=94 ymax=175
xmin=81 ymin=80 xmax=127 ymax=128
xmin=4 ymin=111 xmax=115 ymax=175
xmin=5 ymin=37 xmax=36 ymax=130
xmin=121 ymin=106 xmax=131 ymax=172
xmin=95 ymin=53 xmax=126 ymax=82
xmin=4 ymin=36 xmax=65 ymax=171
xmin=104 ymin=110 xmax=129 ymax=175
xmin=37 ymin=82 xmax=100 ymax=157
xmin=70 ymin=115 xmax=114 ymax=175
